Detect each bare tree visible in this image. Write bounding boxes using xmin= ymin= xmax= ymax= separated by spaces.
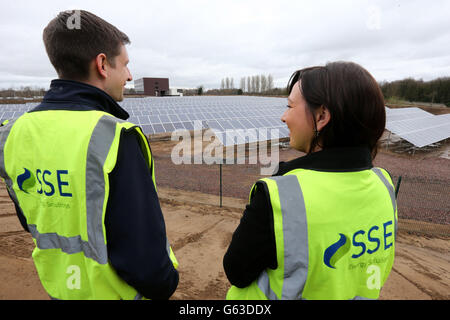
xmin=255 ymin=75 xmax=260 ymax=93
xmin=221 ymin=78 xmax=225 ymax=90
xmin=230 ymin=78 xmax=234 ymax=89
xmin=260 ymin=74 xmax=267 ymax=92
xmin=247 ymin=77 xmax=251 ymax=93
xmin=251 ymin=76 xmax=256 ymax=93
xmin=226 ymin=77 xmax=230 ymax=89
xmin=240 ymin=77 xmax=246 ymax=92
xmin=267 ymin=74 xmax=274 ymax=91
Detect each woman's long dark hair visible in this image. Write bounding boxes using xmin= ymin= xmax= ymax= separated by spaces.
xmin=287 ymin=61 xmax=386 ymax=158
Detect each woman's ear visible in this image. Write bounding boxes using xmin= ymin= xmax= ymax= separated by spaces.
xmin=316 ymin=105 xmax=331 ymax=132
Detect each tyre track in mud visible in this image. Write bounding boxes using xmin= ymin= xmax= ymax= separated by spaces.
xmin=172 ymin=218 xmax=225 ymax=251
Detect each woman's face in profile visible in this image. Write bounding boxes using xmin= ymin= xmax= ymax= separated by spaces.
xmin=281 ymin=81 xmax=315 ymax=153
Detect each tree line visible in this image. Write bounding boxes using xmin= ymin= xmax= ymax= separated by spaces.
xmin=380 ymin=77 xmax=450 ymax=107
xmin=3 ymin=76 xmax=449 ymax=106
xmin=220 ymin=74 xmax=275 ymax=93
xmin=0 ymin=87 xmax=46 ymax=99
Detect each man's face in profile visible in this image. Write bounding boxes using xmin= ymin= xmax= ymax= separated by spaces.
xmin=104 ymin=45 xmax=132 ymax=102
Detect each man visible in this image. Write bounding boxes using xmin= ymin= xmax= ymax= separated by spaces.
xmin=0 ymin=10 xmax=178 ymax=299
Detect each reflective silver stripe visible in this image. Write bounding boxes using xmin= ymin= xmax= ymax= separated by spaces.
xmin=371 ymin=168 xmax=398 ymax=237
xmin=257 ymin=175 xmax=309 ymax=300
xmin=134 ymin=292 xmax=144 ymax=300
xmin=0 ymin=118 xmax=19 ymax=204
xmin=85 ymin=115 xmax=118 ymax=264
xmin=257 ymin=270 xmax=278 ymax=300
xmin=0 ymin=118 xmax=15 ymax=177
xmin=353 ymin=295 xmax=375 ymax=300
xmin=28 ymin=224 xmax=97 ymax=258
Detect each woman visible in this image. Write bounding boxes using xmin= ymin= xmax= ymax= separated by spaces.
xmin=223 ymin=61 xmax=397 ymax=300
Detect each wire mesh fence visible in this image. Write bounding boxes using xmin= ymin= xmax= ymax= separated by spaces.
xmin=391 ymin=174 xmax=450 ymax=237
xmin=153 ymin=142 xmax=450 ymax=239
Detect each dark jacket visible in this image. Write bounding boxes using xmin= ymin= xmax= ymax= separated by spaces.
xmin=223 ymin=146 xmax=374 ymax=288
xmin=13 ymin=79 xmax=178 ymax=299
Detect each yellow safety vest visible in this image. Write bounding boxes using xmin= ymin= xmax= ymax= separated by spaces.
xmin=227 ymin=167 xmax=397 ymax=300
xmin=0 ymin=110 xmax=178 ymax=299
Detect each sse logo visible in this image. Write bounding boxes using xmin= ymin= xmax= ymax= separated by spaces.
xmin=17 ymin=168 xmax=72 ymax=197
xmin=17 ymin=168 xmax=35 ymax=194
xmin=323 ymin=221 xmax=394 ymax=269
xmin=323 ymin=233 xmax=351 ymax=269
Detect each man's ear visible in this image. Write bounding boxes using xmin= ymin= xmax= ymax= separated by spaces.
xmin=316 ymin=105 xmax=331 ymax=132
xmin=94 ymin=53 xmax=108 ymax=79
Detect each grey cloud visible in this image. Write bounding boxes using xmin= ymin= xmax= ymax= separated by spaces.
xmin=0 ymin=0 xmax=449 ymax=89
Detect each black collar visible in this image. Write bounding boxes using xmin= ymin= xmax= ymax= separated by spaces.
xmin=275 ymin=147 xmax=373 ymax=176
xmin=30 ymin=79 xmax=129 ymax=120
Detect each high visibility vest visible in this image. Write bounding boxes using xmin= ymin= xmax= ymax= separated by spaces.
xmin=227 ymin=167 xmax=397 ymax=300
xmin=0 ymin=110 xmax=178 ymax=300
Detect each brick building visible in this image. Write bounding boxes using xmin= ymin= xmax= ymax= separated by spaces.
xmin=134 ymin=78 xmax=169 ymax=96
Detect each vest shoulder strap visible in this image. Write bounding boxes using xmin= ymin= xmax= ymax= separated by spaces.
xmin=253 ymin=175 xmax=309 ymax=300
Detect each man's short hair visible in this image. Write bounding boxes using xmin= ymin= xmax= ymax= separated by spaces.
xmin=43 ymin=10 xmax=130 ymax=81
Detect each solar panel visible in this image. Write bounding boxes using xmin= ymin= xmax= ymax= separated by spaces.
xmin=0 ymin=102 xmax=38 ymax=123
xmin=385 ymin=107 xmax=434 ymax=124
xmin=385 ymin=107 xmax=450 ymax=147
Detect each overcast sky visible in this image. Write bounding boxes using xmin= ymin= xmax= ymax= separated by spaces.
xmin=1 ymin=0 xmax=449 ymax=90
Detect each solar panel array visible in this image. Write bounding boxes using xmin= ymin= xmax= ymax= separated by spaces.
xmin=0 ymin=103 xmax=37 ymax=123
xmin=385 ymin=107 xmax=450 ymax=148
xmin=118 ymin=96 xmax=289 ymax=146
xmin=3 ymin=101 xmax=449 ymax=149
xmin=0 ymin=96 xmax=289 ymax=146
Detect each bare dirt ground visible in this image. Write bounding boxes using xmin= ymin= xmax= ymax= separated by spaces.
xmin=0 ymin=186 xmax=448 ymax=300
xmin=0 ymin=135 xmax=448 ymax=300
